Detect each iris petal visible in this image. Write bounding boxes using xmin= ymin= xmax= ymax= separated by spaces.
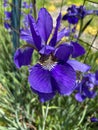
xmin=51 ymin=63 xmax=76 ymax=95
xmin=71 ymin=41 xmax=85 ymax=58
xmin=39 ymin=45 xmax=55 ymax=55
xmin=37 ymin=8 xmax=53 ymax=43
xmin=14 ymin=47 xmax=33 ymax=68
xmin=31 ymin=88 xmax=55 ymax=102
xmin=75 ymin=93 xmax=86 ymax=102
xmin=49 ymin=13 xmax=61 ymax=47
xmin=55 ymin=44 xmax=73 ymax=62
xmin=28 ymin=14 xmax=41 ymax=50
xmin=20 ymin=29 xmax=34 ymax=45
xmin=28 ymin=64 xmax=53 ymax=93
xmin=67 ymin=60 xmax=91 ymax=72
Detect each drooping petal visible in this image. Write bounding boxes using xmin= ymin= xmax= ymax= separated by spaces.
xmin=49 ymin=13 xmax=61 ymax=47
xmin=28 ymin=14 xmax=41 ymax=50
xmin=28 ymin=64 xmax=53 ymax=93
xmin=37 ymin=8 xmax=53 ymax=43
xmin=71 ymin=41 xmax=85 ymax=58
xmin=39 ymin=45 xmax=55 ymax=55
xmin=14 ymin=47 xmax=33 ymax=68
xmin=31 ymin=87 xmax=55 ymax=102
xmin=51 ymin=63 xmax=76 ymax=95
xmin=75 ymin=93 xmax=86 ymax=102
xmin=55 ymin=44 xmax=73 ymax=62
xmin=67 ymin=60 xmax=91 ymax=72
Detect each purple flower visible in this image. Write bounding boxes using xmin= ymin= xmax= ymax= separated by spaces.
xmin=4 ymin=11 xmax=12 ymax=30
xmin=14 ymin=8 xmax=89 ymax=102
xmin=90 ymin=117 xmax=98 ymax=122
xmin=62 ymin=5 xmax=87 ymax=24
xmin=3 ymin=0 xmax=8 ymax=7
xmin=75 ymin=71 xmax=98 ymax=102
xmin=22 ymin=2 xmax=32 ymax=9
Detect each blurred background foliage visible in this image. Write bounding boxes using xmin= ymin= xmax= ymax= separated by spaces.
xmin=0 ymin=0 xmax=98 ymax=130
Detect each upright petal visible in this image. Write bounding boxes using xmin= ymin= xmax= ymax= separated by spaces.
xmin=37 ymin=8 xmax=53 ymax=43
xmin=14 ymin=47 xmax=33 ymax=68
xmin=28 ymin=14 xmax=41 ymax=50
xmin=51 ymin=63 xmax=76 ymax=95
xmin=54 ymin=44 xmax=73 ymax=62
xmin=49 ymin=13 xmax=61 ymax=47
xmin=71 ymin=41 xmax=85 ymax=58
xmin=28 ymin=64 xmax=53 ymax=93
xmin=67 ymin=60 xmax=91 ymax=72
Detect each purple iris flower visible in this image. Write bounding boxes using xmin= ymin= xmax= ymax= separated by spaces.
xmin=62 ymin=5 xmax=98 ymax=24
xmin=14 ymin=8 xmax=90 ymax=102
xmin=90 ymin=117 xmax=98 ymax=122
xmin=62 ymin=5 xmax=87 ymax=24
xmin=75 ymin=71 xmax=98 ymax=102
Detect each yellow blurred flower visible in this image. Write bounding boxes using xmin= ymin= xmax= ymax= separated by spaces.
xmin=96 ymin=59 xmax=98 ymax=64
xmin=48 ymin=4 xmax=56 ymax=12
xmin=85 ymin=27 xmax=97 ymax=35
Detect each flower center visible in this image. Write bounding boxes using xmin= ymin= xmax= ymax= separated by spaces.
xmin=39 ymin=55 xmax=57 ymax=71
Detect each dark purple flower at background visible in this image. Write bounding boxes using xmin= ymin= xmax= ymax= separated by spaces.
xmin=62 ymin=5 xmax=98 ymax=24
xmin=14 ymin=8 xmax=89 ymax=102
xmin=75 ymin=71 xmax=98 ymax=102
xmin=62 ymin=5 xmax=87 ymax=24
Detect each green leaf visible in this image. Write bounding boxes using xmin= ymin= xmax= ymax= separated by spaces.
xmin=81 ymin=17 xmax=93 ymax=34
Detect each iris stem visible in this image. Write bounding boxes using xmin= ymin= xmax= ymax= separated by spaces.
xmin=42 ymin=102 xmax=49 ymax=130
xmin=31 ymin=0 xmax=37 ymax=20
xmin=78 ymin=105 xmax=88 ymax=126
xmin=60 ymin=0 xmax=64 ymax=12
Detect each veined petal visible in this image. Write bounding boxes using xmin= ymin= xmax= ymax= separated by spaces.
xmin=51 ymin=63 xmax=76 ymax=95
xmin=14 ymin=47 xmax=33 ymax=68
xmin=49 ymin=13 xmax=61 ymax=47
xmin=28 ymin=14 xmax=41 ymax=50
xmin=67 ymin=60 xmax=91 ymax=72
xmin=28 ymin=64 xmax=53 ymax=93
xmin=55 ymin=44 xmax=73 ymax=62
xmin=37 ymin=8 xmax=53 ymax=43
xmin=71 ymin=41 xmax=85 ymax=58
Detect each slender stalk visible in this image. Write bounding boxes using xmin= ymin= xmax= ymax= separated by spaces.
xmin=42 ymin=103 xmax=49 ymax=130
xmin=60 ymin=0 xmax=64 ymax=12
xmin=43 ymin=0 xmax=45 ymax=7
xmin=31 ymin=0 xmax=37 ymax=20
xmin=83 ymin=31 xmax=98 ymax=63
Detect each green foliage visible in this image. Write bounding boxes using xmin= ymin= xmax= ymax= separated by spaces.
xmin=0 ymin=0 xmax=98 ymax=130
